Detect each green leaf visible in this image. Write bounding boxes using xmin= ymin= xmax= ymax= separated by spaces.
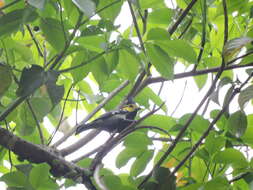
xmin=104 ymin=49 xmax=119 ymax=74
xmin=146 ymin=43 xmax=174 ymax=79
xmin=124 ymin=132 xmax=152 ymax=149
xmin=91 ymin=56 xmax=109 ymax=86
xmin=148 ymin=8 xmax=173 ymax=25
xmin=139 ymin=0 xmax=166 ymax=9
xmin=135 ymin=87 xmax=167 ymax=112
xmin=203 ymin=176 xmax=229 ymax=190
xmin=17 ymin=103 xmax=36 ymax=136
xmin=147 ymin=28 xmax=170 ymax=41
xmin=45 ymin=70 xmax=64 ymax=107
xmin=194 ymin=64 xmax=208 ymax=90
xmin=116 ymin=148 xmax=144 ymax=169
xmin=130 ymin=150 xmax=154 ymax=177
xmin=0 ymin=171 xmax=28 ymax=187
xmin=156 ymin=39 xmax=197 ymax=63
xmin=153 ymin=167 xmax=176 ymax=190
xmin=103 ymin=175 xmax=122 ymax=190
xmin=70 ymin=51 xmax=92 ymax=83
xmin=29 ymin=163 xmax=50 ymax=189
xmin=238 ymin=85 xmax=253 ymax=110
xmin=179 ymin=114 xmax=210 ymax=133
xmin=77 ymin=36 xmax=106 ymax=52
xmin=213 ymin=148 xmax=248 ymax=167
xmin=72 ymin=0 xmax=96 ymax=17
xmin=223 ymin=37 xmax=253 ymax=63
xmin=0 ymin=64 xmax=12 ymax=97
xmin=242 ymin=114 xmax=253 ymax=145
xmin=29 ymin=97 xmax=52 ymax=122
xmin=191 ymin=157 xmax=208 ymax=182
xmin=140 ymin=114 xmax=176 ymax=131
xmin=227 ymin=111 xmax=247 ymax=138
xmin=40 ymin=18 xmax=67 ymax=51
xmin=16 ymin=65 xmax=45 ymax=97
xmin=27 ymin=0 xmax=46 ymax=9
xmin=0 ymin=8 xmax=38 ymax=38
xmin=11 ymin=41 xmax=34 ymax=63
xmin=205 ymin=132 xmax=225 ymax=156
xmin=117 ymin=49 xmax=139 ymax=82
xmin=15 ymin=164 xmax=33 ymax=177
xmin=97 ymin=0 xmax=123 ymax=21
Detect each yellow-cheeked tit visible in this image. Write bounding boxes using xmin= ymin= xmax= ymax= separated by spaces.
xmin=75 ymin=104 xmax=140 ymax=134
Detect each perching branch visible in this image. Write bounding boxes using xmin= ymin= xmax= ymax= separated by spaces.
xmin=90 ymin=103 xmax=165 ymax=171
xmin=0 ymin=127 xmax=97 ymax=190
xmin=53 ymin=80 xmax=130 ymax=148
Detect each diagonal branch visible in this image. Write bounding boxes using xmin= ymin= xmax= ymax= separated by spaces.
xmin=0 ymin=127 xmax=97 ymax=190
xmin=53 ymin=80 xmax=130 ymax=148
xmin=170 ymin=71 xmax=253 ymax=176
xmin=168 ymin=0 xmax=199 ymax=35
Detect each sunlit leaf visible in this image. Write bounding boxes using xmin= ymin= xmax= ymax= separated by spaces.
xmin=238 ymin=85 xmax=253 ymax=110
xmin=0 ymin=8 xmax=38 ymax=38
xmin=27 ymin=0 xmax=46 ymax=9
xmin=227 ymin=110 xmax=247 ymax=138
xmin=213 ymin=148 xmax=248 ymax=167
xmin=72 ymin=0 xmax=96 ymax=17
xmin=40 ymin=18 xmax=67 ymax=51
xmin=0 ymin=63 xmax=12 ymax=97
xmin=223 ymin=37 xmax=253 ymax=63
xmin=146 ymin=43 xmax=174 ymax=79
xmin=130 ymin=150 xmax=154 ymax=177
xmin=157 ymin=39 xmax=197 ymax=63
xmin=16 ymin=65 xmax=45 ymax=97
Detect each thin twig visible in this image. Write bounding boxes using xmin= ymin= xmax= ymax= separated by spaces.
xmin=178 ymin=18 xmax=193 ymax=39
xmin=49 ymin=12 xmax=84 ymax=70
xmin=26 ymin=25 xmax=43 ymax=57
xmin=58 ymin=49 xmax=116 ymax=73
xmin=0 ymin=96 xmax=27 ymax=121
xmin=168 ymin=0 xmax=198 ymax=35
xmin=80 ymin=0 xmax=121 ymax=26
xmin=170 ymin=80 xmax=187 ymax=116
xmin=127 ymin=0 xmax=146 ymax=54
xmin=47 ymin=85 xmax=73 ymax=145
xmin=223 ymin=0 xmax=228 ymax=46
xmin=26 ymin=100 xmax=44 ymax=145
xmin=192 ymin=0 xmax=207 ymax=71
xmin=229 ymin=172 xmax=250 ymax=184
xmin=144 ymin=62 xmax=253 ymax=87
xmin=58 ymin=1 xmax=68 ymax=44
xmin=0 ymin=0 xmax=21 ymax=11
xmin=139 ymin=40 xmax=227 ymax=190
xmin=170 ymin=72 xmax=253 ymax=176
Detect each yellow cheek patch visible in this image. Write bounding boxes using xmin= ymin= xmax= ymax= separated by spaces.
xmin=122 ymin=104 xmax=139 ymax=112
xmin=0 ymin=0 xmax=4 ymax=8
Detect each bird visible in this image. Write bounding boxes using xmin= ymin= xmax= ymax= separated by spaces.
xmin=75 ymin=103 xmax=140 ymax=135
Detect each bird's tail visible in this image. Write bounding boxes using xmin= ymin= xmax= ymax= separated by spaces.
xmin=75 ymin=123 xmax=96 ymax=135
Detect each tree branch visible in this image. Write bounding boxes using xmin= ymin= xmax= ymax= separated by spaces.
xmin=53 ymin=80 xmax=130 ymax=148
xmin=168 ymin=0 xmax=198 ymax=35
xmin=0 ymin=127 xmax=97 ymax=190
xmin=170 ymin=71 xmax=253 ymax=176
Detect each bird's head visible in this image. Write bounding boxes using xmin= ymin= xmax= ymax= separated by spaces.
xmin=122 ymin=104 xmax=140 ymax=112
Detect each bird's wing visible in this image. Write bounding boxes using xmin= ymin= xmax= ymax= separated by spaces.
xmin=92 ymin=110 xmax=128 ymax=122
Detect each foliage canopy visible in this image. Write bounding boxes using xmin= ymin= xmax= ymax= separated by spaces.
xmin=1 ymin=0 xmax=253 ymax=190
